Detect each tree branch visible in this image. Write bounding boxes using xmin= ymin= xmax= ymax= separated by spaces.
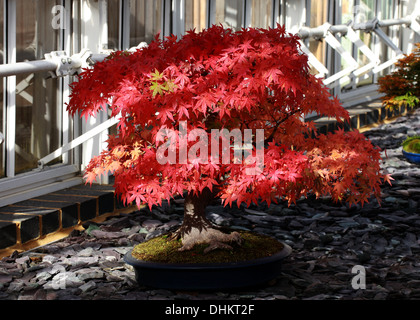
xmin=264 ymin=108 xmax=302 ymax=145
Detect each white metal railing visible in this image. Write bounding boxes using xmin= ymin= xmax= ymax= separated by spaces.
xmin=0 ymin=49 xmax=105 ymax=78
xmin=0 ymin=60 xmax=57 ymax=77
xmin=0 ymin=43 xmax=147 ymax=78
xmin=37 ymin=116 xmax=120 ymax=168
xmin=297 ymin=15 xmax=420 ymax=91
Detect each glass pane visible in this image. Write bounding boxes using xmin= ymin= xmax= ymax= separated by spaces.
xmin=356 ymin=0 xmax=375 ymax=86
xmin=356 ymin=0 xmax=375 ymax=23
xmin=130 ymin=0 xmax=162 ymax=46
xmin=341 ymin=0 xmax=354 ymax=76
xmin=309 ymin=0 xmax=328 ymax=67
xmin=342 ymin=0 xmax=354 ymax=24
xmin=248 ymin=0 xmax=273 ymax=28
xmin=214 ymin=0 xmax=244 ymax=30
xmin=378 ymin=0 xmax=395 ymax=76
xmin=108 ymin=0 xmax=120 ymax=50
xmin=380 ymin=0 xmax=393 ymax=20
xmin=185 ymin=0 xmax=207 ymax=33
xmin=15 ymin=0 xmax=62 ymax=174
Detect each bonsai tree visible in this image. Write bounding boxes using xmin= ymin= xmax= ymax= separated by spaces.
xmin=67 ymin=25 xmax=391 ymax=252
xmin=379 ymin=43 xmax=420 ymax=159
xmin=378 ymin=43 xmax=420 ymax=110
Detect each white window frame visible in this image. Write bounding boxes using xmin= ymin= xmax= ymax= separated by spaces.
xmin=0 ymin=0 xmax=81 ymax=207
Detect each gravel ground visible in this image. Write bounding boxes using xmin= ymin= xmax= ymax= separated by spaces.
xmin=1 ymin=108 xmax=420 ymax=302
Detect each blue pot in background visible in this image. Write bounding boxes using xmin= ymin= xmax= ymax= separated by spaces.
xmin=402 ymin=149 xmax=420 ymax=164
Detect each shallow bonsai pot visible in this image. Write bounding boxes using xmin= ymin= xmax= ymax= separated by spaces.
xmin=124 ymin=242 xmax=292 ymax=290
xmin=402 ymin=149 xmax=420 ymax=164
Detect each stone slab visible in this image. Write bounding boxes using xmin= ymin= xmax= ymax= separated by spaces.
xmin=53 ymin=187 xmax=114 ymax=215
xmin=36 ymin=194 xmax=97 ymax=222
xmin=13 ymin=200 xmax=78 ymax=228
xmin=0 ymin=221 xmax=16 ymax=249
xmin=0 ymin=213 xmax=39 ymax=243
xmin=0 ymin=206 xmax=60 ymax=236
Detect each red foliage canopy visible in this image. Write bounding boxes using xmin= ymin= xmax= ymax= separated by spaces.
xmin=67 ymin=25 xmax=391 ymax=209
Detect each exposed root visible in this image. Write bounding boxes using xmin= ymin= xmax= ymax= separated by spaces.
xmin=177 ymin=227 xmax=243 ymax=253
xmin=171 ymin=188 xmax=243 ymax=253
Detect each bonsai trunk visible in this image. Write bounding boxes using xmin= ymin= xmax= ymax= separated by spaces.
xmin=170 ymin=188 xmax=242 ymax=253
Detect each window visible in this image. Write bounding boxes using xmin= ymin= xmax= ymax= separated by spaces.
xmin=247 ymin=0 xmax=274 ymax=29
xmin=351 ymin=0 xmax=398 ymax=86
xmin=108 ymin=0 xmax=120 ymax=50
xmin=340 ymin=0 xmax=376 ymax=88
xmin=357 ymin=0 xmax=375 ymax=84
xmin=380 ymin=0 xmax=393 ymax=20
xmin=185 ymin=0 xmax=207 ymax=33
xmin=107 ymin=0 xmax=163 ymax=50
xmin=378 ymin=0 xmax=397 ymax=76
xmin=14 ymin=0 xmax=63 ymax=174
xmin=130 ymin=0 xmax=162 ymax=47
xmin=309 ymin=0 xmax=328 ymax=67
xmin=341 ymin=0 xmax=355 ymax=85
xmin=108 ymin=1 xmax=280 ymax=50
xmin=213 ymin=0 xmax=244 ymax=30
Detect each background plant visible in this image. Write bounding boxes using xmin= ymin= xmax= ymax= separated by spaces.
xmin=378 ymin=43 xmax=420 ymax=110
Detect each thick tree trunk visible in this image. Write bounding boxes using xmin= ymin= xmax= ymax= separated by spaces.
xmin=170 ymin=188 xmax=242 ymax=253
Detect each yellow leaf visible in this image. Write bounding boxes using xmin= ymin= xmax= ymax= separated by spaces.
xmin=330 ymin=149 xmax=342 ymax=160
xmin=150 ymin=69 xmax=163 ymax=81
xmin=150 ymin=81 xmax=164 ymax=97
xmin=131 ymin=147 xmax=142 ymax=160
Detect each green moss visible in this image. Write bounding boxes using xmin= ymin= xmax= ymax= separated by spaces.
xmin=402 ymin=136 xmax=420 ymax=153
xmin=131 ymin=231 xmax=284 ymax=264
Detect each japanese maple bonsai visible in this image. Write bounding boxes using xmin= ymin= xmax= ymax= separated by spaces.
xmin=378 ymin=42 xmax=420 ymax=112
xmin=67 ymin=25 xmax=390 ymax=255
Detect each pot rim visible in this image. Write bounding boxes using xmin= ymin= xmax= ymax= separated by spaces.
xmin=402 ymin=149 xmax=420 ymax=156
xmin=123 ymin=242 xmax=292 ymax=270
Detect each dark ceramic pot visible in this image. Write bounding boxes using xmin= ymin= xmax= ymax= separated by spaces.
xmin=402 ymin=149 xmax=420 ymax=164
xmin=123 ymin=243 xmax=292 ymax=290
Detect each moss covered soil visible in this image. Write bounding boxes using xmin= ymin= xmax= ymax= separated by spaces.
xmin=131 ymin=231 xmax=284 ymax=264
xmin=403 ymin=138 xmax=420 ymax=154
